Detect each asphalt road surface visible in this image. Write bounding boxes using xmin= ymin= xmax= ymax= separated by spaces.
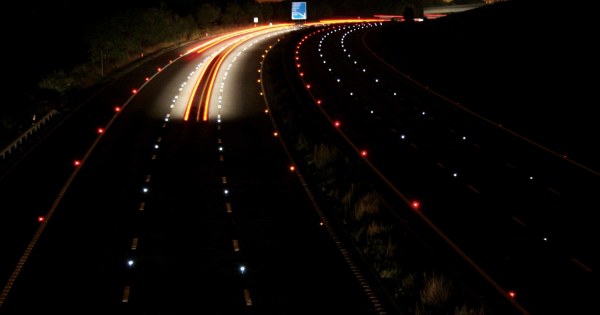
xmin=287 ymin=21 xmax=594 ymax=315
xmin=0 ymin=25 xmax=388 ymax=315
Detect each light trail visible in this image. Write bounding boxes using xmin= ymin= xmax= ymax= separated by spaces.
xmin=307 ymin=18 xmax=382 ymax=26
xmin=184 ymin=57 xmax=211 ymax=121
xmin=185 ymin=24 xmax=293 ymax=122
xmin=201 ymin=38 xmax=246 ymax=121
xmin=184 ymin=24 xmax=292 ymax=55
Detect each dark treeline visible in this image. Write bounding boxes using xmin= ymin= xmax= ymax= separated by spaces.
xmin=1 ymin=0 xmax=474 ymax=148
xmin=2 ymin=0 xmax=289 ymax=147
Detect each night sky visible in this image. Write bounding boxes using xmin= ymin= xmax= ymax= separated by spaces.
xmin=5 ymin=0 xmax=275 ymax=101
xmin=11 ymin=1 xmax=157 ymax=76
xmin=6 ymin=0 xmax=205 ymax=105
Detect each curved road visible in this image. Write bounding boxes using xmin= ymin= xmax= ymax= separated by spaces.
xmin=0 ymin=24 xmax=389 ymax=314
xmin=289 ymin=21 xmax=594 ymax=315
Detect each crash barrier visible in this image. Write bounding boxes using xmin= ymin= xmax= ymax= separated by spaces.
xmin=1 ymin=109 xmax=59 ymax=159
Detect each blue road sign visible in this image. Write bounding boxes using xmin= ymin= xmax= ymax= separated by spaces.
xmin=291 ymin=2 xmax=307 ymax=20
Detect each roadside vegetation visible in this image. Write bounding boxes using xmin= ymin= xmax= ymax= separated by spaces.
xmin=262 ymin=30 xmax=512 ymax=315
xmin=2 ymin=2 xmax=500 ymax=313
xmin=1 ymin=0 xmax=292 ymax=149
xmin=3 ymin=0 xmax=471 ymax=149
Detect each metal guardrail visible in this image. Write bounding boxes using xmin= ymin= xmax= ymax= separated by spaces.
xmin=1 ymin=109 xmax=59 ymax=159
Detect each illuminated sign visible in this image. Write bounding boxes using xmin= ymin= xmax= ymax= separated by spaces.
xmin=291 ymin=2 xmax=307 ymax=20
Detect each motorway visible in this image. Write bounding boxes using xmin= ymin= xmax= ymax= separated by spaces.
xmin=285 ymin=22 xmax=595 ymax=315
xmin=1 ymin=19 xmax=595 ymax=315
xmin=0 ymin=24 xmax=389 ymax=314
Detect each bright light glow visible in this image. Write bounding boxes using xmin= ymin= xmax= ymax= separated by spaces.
xmin=310 ymin=18 xmax=381 ymax=25
xmin=411 ymin=200 xmax=420 ymax=210
xmin=184 ymin=24 xmax=293 ymax=56
xmin=184 ymin=24 xmax=293 ymax=122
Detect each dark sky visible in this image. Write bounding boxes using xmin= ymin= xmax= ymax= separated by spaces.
xmin=7 ymin=0 xmax=230 ymax=83
xmin=6 ymin=0 xmax=168 ymax=100
xmin=3 ymin=0 xmax=248 ymax=111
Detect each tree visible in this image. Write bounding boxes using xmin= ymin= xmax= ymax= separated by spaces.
xmin=220 ymin=2 xmax=248 ymax=25
xmin=403 ymin=5 xmax=415 ymax=23
xmin=196 ymin=2 xmax=221 ymax=30
xmin=259 ymin=2 xmax=274 ymax=22
xmin=38 ymin=70 xmax=74 ymax=96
